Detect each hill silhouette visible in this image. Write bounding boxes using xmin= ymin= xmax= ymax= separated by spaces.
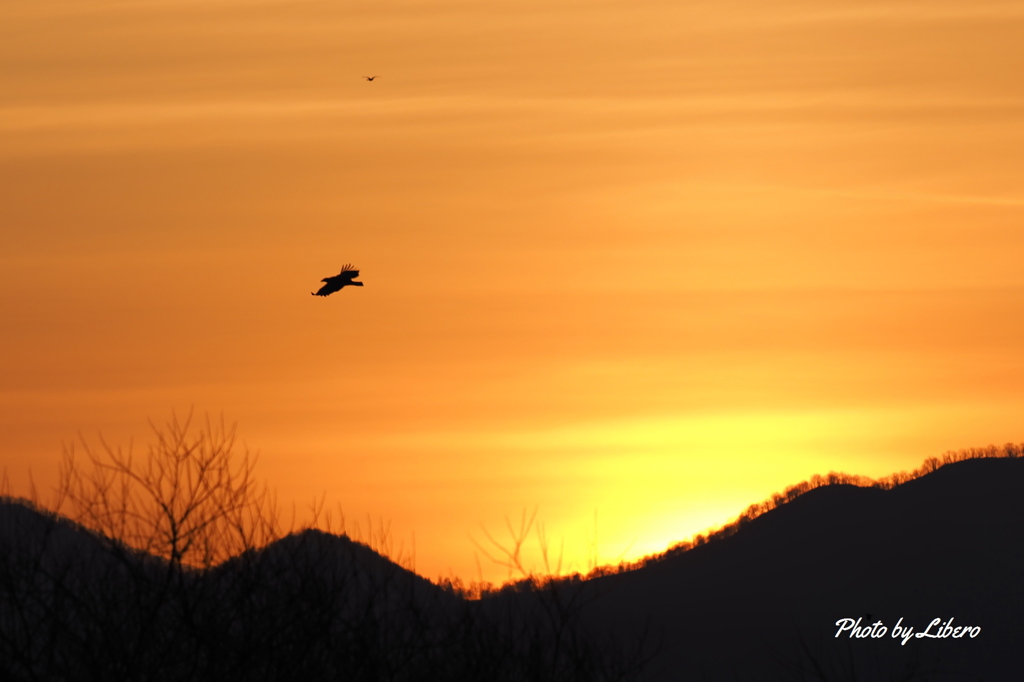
xmin=1 ymin=453 xmax=1021 ymax=680
xmin=0 ymin=500 xmax=645 ymax=680
xmin=575 ymin=456 xmax=1024 ymax=680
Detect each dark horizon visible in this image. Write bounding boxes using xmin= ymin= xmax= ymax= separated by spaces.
xmin=3 ymin=444 xmax=1020 ymax=680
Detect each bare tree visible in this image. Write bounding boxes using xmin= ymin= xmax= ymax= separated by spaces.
xmin=56 ymin=410 xmax=281 ymax=568
xmin=1 ymin=413 xmax=655 ymax=681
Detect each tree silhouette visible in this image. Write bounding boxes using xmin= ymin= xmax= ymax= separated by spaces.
xmin=0 ymin=412 xmax=652 ymax=681
xmin=57 ymin=411 xmax=281 ymax=569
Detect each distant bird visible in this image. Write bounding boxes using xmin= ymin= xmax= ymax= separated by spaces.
xmin=363 ymin=76 xmax=376 ymax=81
xmin=312 ymin=264 xmax=363 ymax=297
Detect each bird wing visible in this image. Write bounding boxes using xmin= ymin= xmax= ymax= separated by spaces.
xmin=312 ymin=278 xmax=345 ymax=296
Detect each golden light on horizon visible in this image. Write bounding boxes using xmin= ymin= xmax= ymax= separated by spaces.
xmin=3 ymin=0 xmax=1024 ymax=584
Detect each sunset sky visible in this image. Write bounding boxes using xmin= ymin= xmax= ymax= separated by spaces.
xmin=3 ymin=0 xmax=1023 ymax=583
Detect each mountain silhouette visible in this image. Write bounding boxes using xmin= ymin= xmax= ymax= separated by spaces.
xmin=574 ymin=457 xmax=1024 ymax=680
xmin=0 ymin=501 xmax=642 ymax=679
xmin=1 ymin=455 xmax=1020 ymax=680
xmin=209 ymin=527 xmax=459 ymax=623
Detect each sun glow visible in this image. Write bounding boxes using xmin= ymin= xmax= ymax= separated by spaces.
xmin=3 ymin=0 xmax=1024 ymax=587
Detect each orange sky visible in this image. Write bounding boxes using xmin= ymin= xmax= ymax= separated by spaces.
xmin=3 ymin=0 xmax=1024 ymax=583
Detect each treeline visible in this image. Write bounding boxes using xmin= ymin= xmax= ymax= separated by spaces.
xmin=620 ymin=441 xmax=1024 ymax=572
xmin=0 ymin=509 xmax=650 ymax=681
xmin=435 ymin=442 xmax=1024 ymax=596
xmin=0 ymin=414 xmax=651 ymax=681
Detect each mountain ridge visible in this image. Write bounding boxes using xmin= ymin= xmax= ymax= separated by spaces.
xmin=1 ymin=452 xmax=1019 ymax=680
xmin=576 ymin=456 xmax=1024 ymax=680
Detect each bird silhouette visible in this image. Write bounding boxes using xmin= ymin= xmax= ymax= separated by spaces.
xmin=312 ymin=264 xmax=363 ymax=296
xmin=363 ymin=76 xmax=376 ymax=81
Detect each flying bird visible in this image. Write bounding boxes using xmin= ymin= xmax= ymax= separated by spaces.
xmin=312 ymin=264 xmax=364 ymax=297
xmin=363 ymin=76 xmax=376 ymax=81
